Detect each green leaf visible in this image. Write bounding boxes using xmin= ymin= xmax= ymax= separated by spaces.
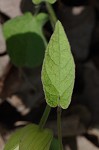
xmin=19 ymin=124 xmax=53 ymax=150
xmin=3 ymin=13 xmax=48 ymax=68
xmin=4 ymin=127 xmax=25 ymax=150
xmin=41 ymin=20 xmax=75 ymax=109
xmin=4 ymin=125 xmax=35 ymax=150
xmin=32 ymin=0 xmax=56 ymax=5
xmin=50 ymin=138 xmax=59 ymax=150
xmin=4 ymin=124 xmax=53 ymax=150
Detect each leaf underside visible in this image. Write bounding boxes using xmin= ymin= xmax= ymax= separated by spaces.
xmin=41 ymin=20 xmax=75 ymax=109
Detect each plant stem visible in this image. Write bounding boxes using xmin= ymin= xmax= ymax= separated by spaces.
xmin=39 ymin=3 xmax=57 ymax=130
xmin=34 ymin=4 xmax=41 ymax=15
xmin=46 ymin=2 xmax=57 ymax=29
xmin=45 ymin=3 xmax=63 ymax=149
xmin=39 ymin=104 xmax=51 ymax=129
xmin=57 ymin=107 xmax=63 ymax=150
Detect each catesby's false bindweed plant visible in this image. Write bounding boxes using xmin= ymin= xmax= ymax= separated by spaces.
xmin=3 ymin=0 xmax=75 ymax=150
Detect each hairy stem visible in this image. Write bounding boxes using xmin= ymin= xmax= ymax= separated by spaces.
xmin=46 ymin=2 xmax=57 ymax=29
xmin=39 ymin=104 xmax=51 ymax=129
xmin=57 ymin=107 xmax=63 ymax=150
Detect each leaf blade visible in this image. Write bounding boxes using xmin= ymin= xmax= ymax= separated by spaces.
xmin=19 ymin=124 xmax=53 ymax=150
xmin=41 ymin=20 xmax=75 ymax=109
xmin=4 ymin=127 xmax=25 ymax=150
xmin=3 ymin=13 xmax=48 ymax=68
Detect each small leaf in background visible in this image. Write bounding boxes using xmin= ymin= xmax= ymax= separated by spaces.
xmin=20 ymin=124 xmax=53 ymax=150
xmin=41 ymin=20 xmax=75 ymax=109
xmin=32 ymin=0 xmax=56 ymax=5
xmin=4 ymin=124 xmax=53 ymax=150
xmin=3 ymin=13 xmax=48 ymax=68
xmin=50 ymin=138 xmax=59 ymax=150
xmin=4 ymin=125 xmax=34 ymax=150
xmin=4 ymin=127 xmax=24 ymax=150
